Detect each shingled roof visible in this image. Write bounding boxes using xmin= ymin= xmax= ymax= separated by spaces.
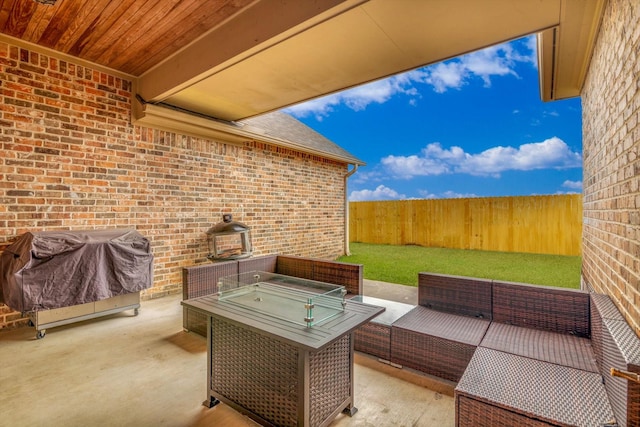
xmin=238 ymin=111 xmax=364 ymax=166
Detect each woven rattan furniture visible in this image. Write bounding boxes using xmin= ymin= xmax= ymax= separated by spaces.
xmin=480 ymin=322 xmax=599 ymax=372
xmin=181 ymin=272 xmax=383 ymax=427
xmin=492 ymin=279 xmax=590 ymax=337
xmin=455 ymin=280 xmax=624 ymax=427
xmin=387 ymin=273 xmax=492 ymax=382
xmin=418 ymin=273 xmax=493 ymax=319
xmin=390 ymin=306 xmax=490 ymax=382
xmin=352 ymin=295 xmax=414 ymax=362
xmin=590 ymin=293 xmax=640 ymax=427
xmin=182 ymin=254 xmax=363 ymax=336
xmin=262 ymin=269 xmax=637 ymax=427
xmin=456 ymin=347 xmax=615 ymax=426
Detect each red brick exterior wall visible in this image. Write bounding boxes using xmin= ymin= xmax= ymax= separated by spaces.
xmin=0 ymin=41 xmax=348 ymax=329
xmin=582 ymin=0 xmax=640 ymax=335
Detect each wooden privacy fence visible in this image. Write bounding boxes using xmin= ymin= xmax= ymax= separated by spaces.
xmin=349 ymin=194 xmax=582 ymax=256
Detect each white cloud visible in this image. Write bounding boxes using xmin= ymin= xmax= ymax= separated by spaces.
xmin=424 ymin=61 xmax=467 ymax=93
xmin=283 ymin=94 xmax=342 ymax=121
xmin=286 ymin=76 xmax=420 ymax=120
xmin=524 ymin=35 xmax=539 ymax=65
xmin=286 ymin=36 xmax=537 ymax=118
xmin=349 ymin=185 xmax=405 ymax=201
xmin=381 ymin=137 xmax=582 ymax=179
xmin=418 ymin=189 xmax=479 ymax=199
xmin=460 ymin=45 xmax=518 ymax=87
xmin=351 ymin=168 xmax=386 ymax=185
xmin=562 ymin=180 xmax=583 ymax=190
xmin=441 ymin=190 xmax=479 ymax=199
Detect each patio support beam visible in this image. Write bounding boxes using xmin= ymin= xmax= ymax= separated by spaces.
xmin=137 ymin=0 xmax=367 ymax=104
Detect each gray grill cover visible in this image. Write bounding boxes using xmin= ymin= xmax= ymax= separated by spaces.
xmin=0 ymin=229 xmax=153 ymax=312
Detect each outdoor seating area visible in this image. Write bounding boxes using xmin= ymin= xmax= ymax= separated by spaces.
xmin=182 ymin=259 xmax=640 ymax=427
xmin=360 ymin=273 xmax=639 ymax=427
xmin=1 ymin=1 xmax=639 ymax=427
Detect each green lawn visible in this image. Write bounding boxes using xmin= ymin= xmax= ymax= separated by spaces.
xmin=338 ymin=243 xmax=582 ymax=289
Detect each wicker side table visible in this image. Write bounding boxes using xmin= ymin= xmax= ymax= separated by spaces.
xmin=352 ymin=295 xmax=414 ymax=362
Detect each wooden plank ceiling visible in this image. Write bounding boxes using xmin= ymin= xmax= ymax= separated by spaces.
xmin=0 ymin=0 xmax=254 ymax=76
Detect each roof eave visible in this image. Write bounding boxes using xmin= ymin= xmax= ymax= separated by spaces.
xmin=133 ymin=102 xmax=365 ymax=166
xmin=538 ymin=0 xmax=607 ymax=102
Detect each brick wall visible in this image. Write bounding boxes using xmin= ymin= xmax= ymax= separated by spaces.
xmin=0 ymin=41 xmax=348 ymax=329
xmin=582 ymin=0 xmax=640 ymax=335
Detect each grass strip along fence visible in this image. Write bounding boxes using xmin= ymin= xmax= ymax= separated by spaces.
xmin=338 ymin=243 xmax=581 ymax=289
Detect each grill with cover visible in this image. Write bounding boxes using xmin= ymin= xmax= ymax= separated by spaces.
xmin=0 ymin=229 xmax=153 ymax=339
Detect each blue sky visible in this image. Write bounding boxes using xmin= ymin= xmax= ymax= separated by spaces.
xmin=284 ymin=35 xmax=583 ymax=201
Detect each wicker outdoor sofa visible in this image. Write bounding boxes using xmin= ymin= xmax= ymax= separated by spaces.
xmin=355 ymin=272 xmax=640 ymax=427
xmin=182 ymin=254 xmax=363 ymax=336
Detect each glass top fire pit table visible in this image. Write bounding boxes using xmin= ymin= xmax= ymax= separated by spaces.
xmin=181 ymin=271 xmax=385 ymax=427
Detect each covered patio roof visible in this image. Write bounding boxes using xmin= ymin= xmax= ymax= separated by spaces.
xmin=0 ymin=0 xmax=605 ymax=130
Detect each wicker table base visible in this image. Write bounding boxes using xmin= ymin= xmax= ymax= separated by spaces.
xmin=210 ymin=318 xmax=353 ymax=427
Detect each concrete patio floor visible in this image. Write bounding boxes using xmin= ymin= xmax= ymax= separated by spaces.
xmin=0 ymin=280 xmax=455 ymax=427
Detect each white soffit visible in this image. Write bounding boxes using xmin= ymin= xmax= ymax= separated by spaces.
xmin=144 ymin=0 xmax=562 ymax=122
